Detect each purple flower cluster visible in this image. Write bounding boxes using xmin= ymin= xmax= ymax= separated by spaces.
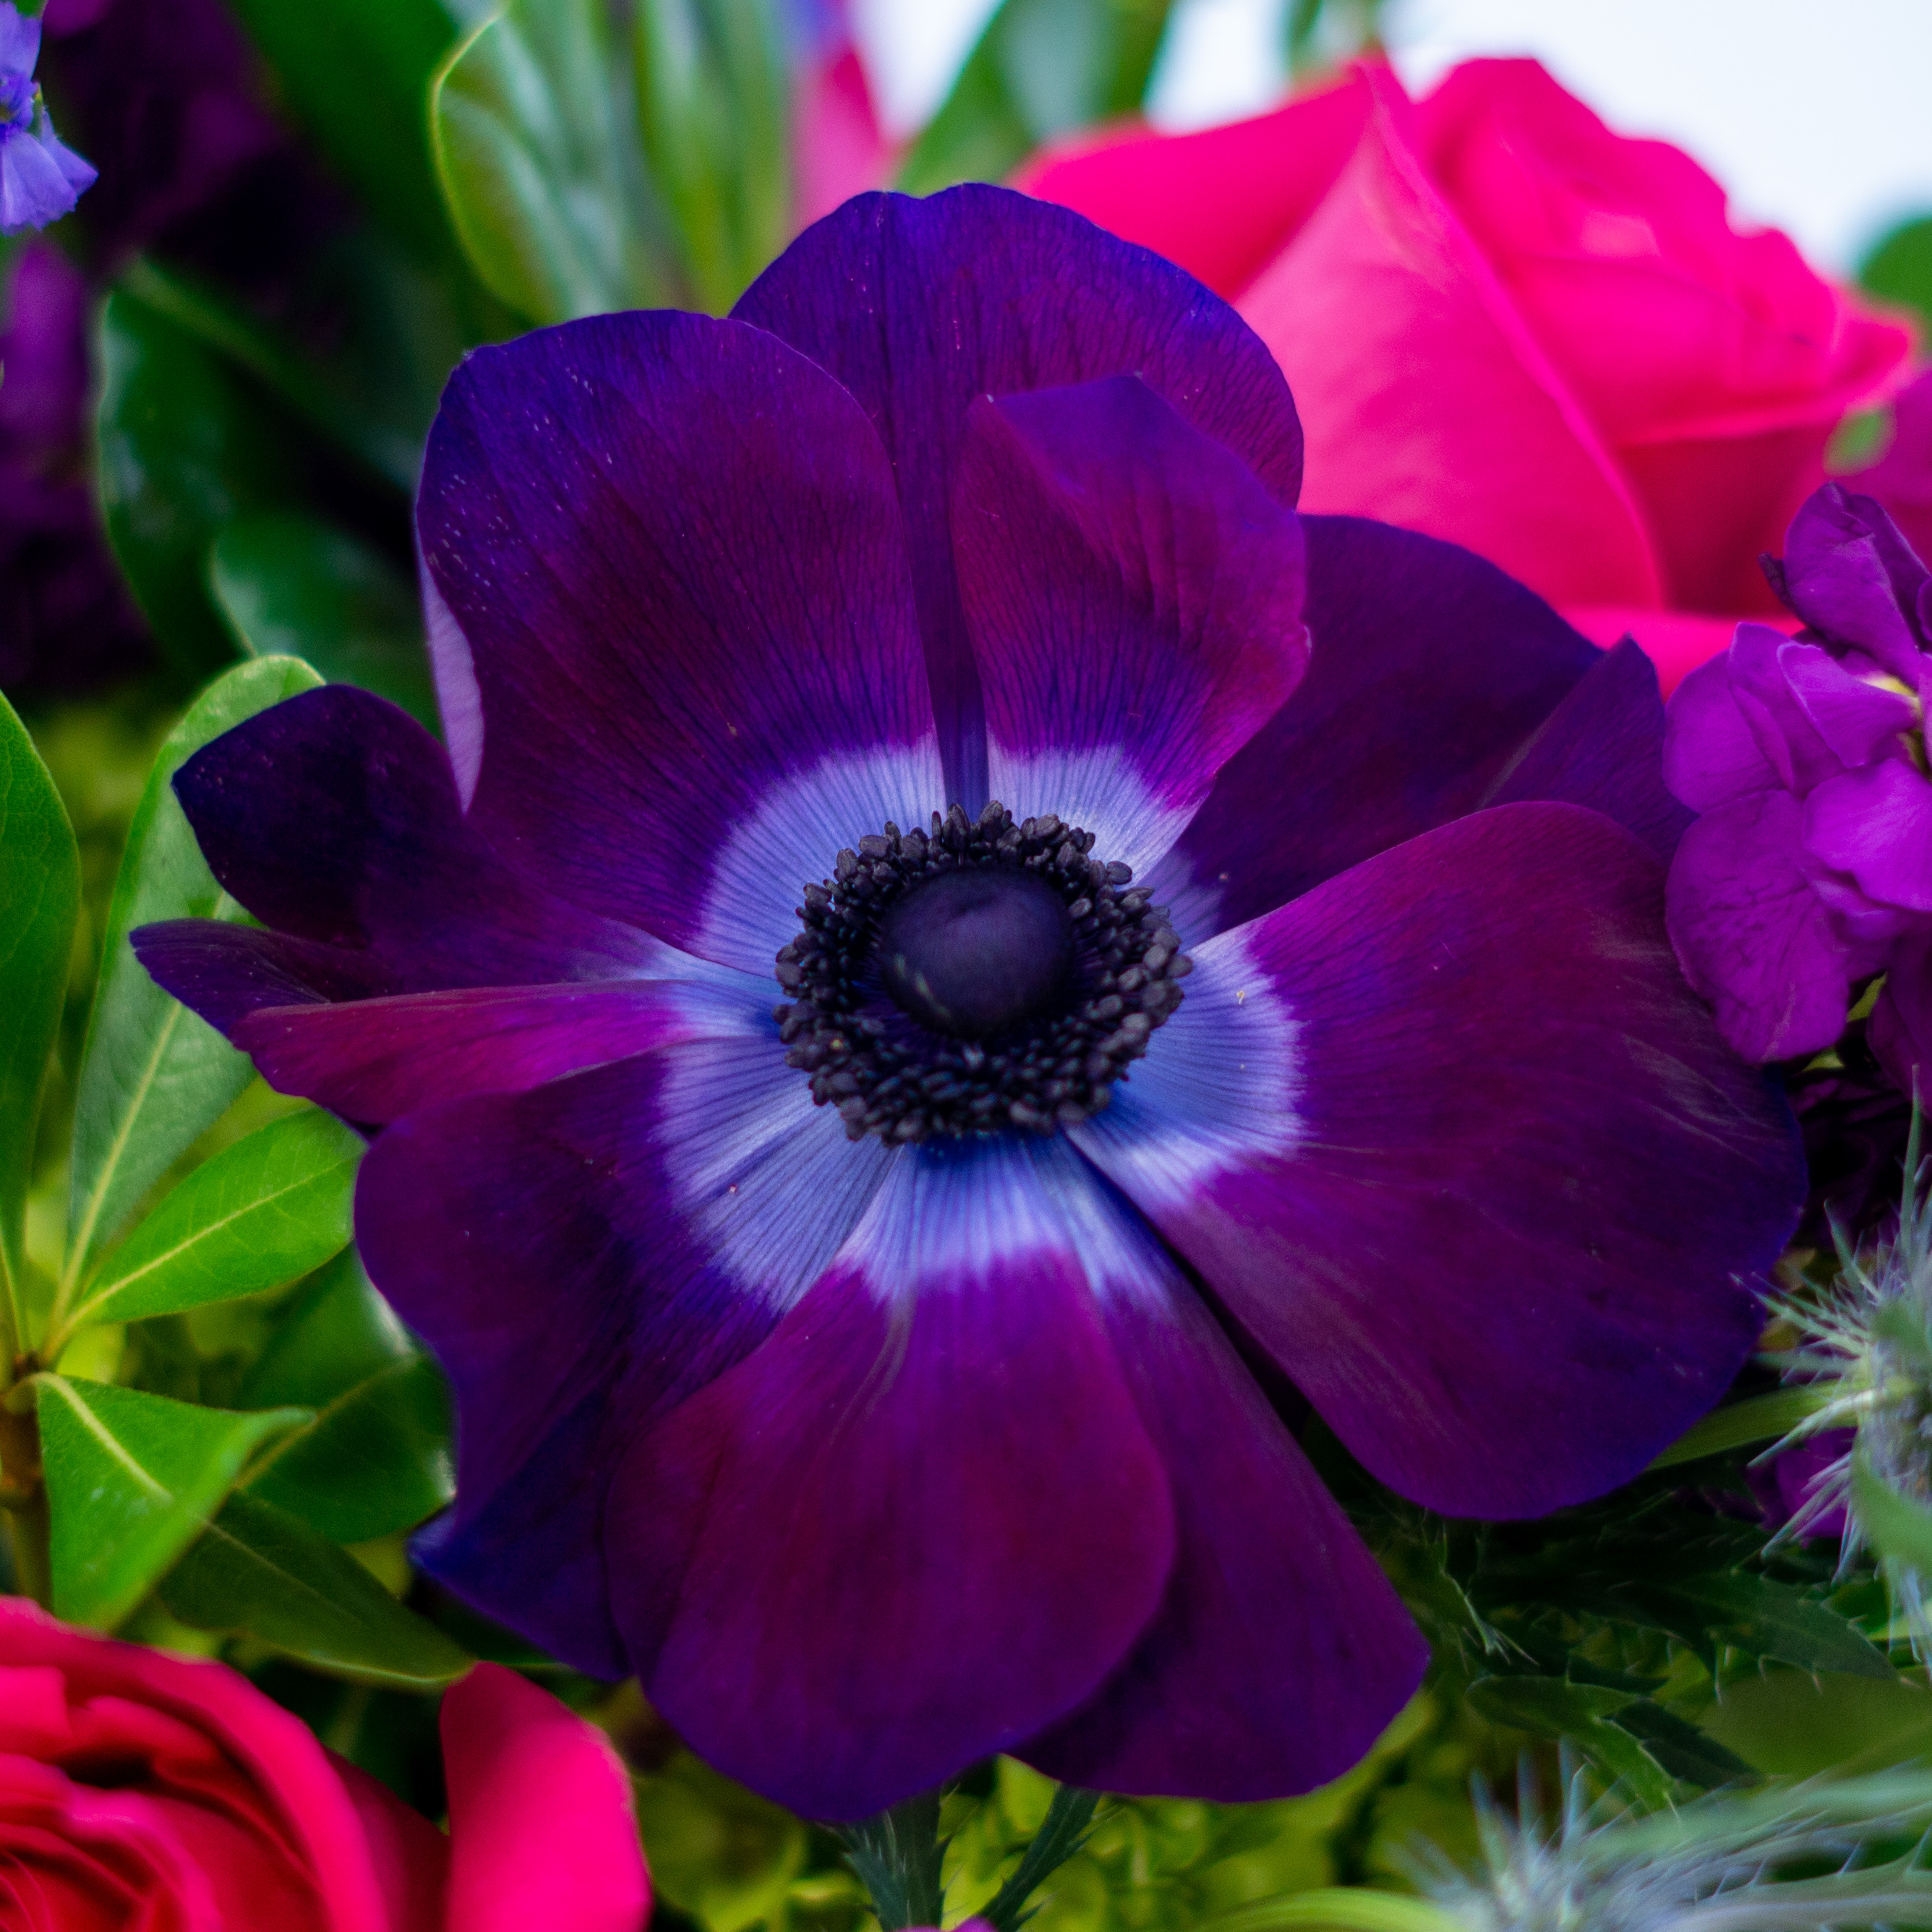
xmin=1664 ymin=485 xmax=1932 ymax=1093
xmin=0 ymin=2 xmax=92 ymax=235
xmin=137 ymin=188 xmax=1801 ymax=1820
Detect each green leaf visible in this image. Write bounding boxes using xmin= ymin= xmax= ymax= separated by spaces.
xmin=1465 ymin=1675 xmax=1677 ymax=1810
xmin=211 ymin=514 xmax=439 ymax=732
xmin=431 ymin=0 xmax=679 ymax=323
xmin=0 ymin=694 xmax=78 ymax=1346
xmin=898 ymin=0 xmax=1176 ymax=195
xmin=1854 ymin=1450 xmax=1932 ymax=1580
xmin=1608 ymin=1698 xmax=1754 ymax=1788
xmin=1650 ymin=1385 xmax=1835 ymax=1468
xmin=60 ymin=1110 xmax=362 ymax=1338
xmin=240 ymin=1250 xmax=454 ymax=1544
xmin=158 ymin=1489 xmax=471 ymax=1688
xmin=223 ymin=0 xmax=463 ymax=259
xmin=36 ymin=1374 xmax=309 ymax=1629
xmin=1860 ymin=213 xmax=1932 ymax=338
xmin=64 ymin=657 xmax=324 ymax=1291
xmin=95 ymin=287 xmax=302 ymax=675
xmin=633 ymin=0 xmax=791 ymax=311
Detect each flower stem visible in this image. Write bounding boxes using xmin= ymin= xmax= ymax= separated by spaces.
xmin=837 ymin=1790 xmax=947 ymax=1931
xmin=0 ymin=1385 xmax=50 ymax=1608
xmin=1197 ymin=1891 xmax=1463 ymax=1932
xmin=978 ymin=1784 xmax=1100 ymax=1932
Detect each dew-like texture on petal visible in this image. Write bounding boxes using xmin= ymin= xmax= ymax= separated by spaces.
xmin=1151 ymin=516 xmax=1603 ymax=937
xmin=156 ymin=685 xmax=654 ymax=1010
xmin=1022 ymin=1279 xmax=1425 ymax=1800
xmin=234 ymin=977 xmax=768 ymax=1127
xmin=443 ymin=1664 xmax=650 ymax=1932
xmin=953 ymin=376 xmax=1307 ymax=876
xmin=417 ymin=309 xmax=942 ymax=973
xmin=1805 ymin=762 xmax=1932 ymax=913
xmin=1093 ymin=804 xmax=1798 ymax=1519
xmin=358 ymin=1043 xmax=894 ymax=1672
xmin=734 ymin=184 xmax=1304 ymax=807
xmin=1667 ymin=789 xmax=1859 ymax=1062
xmin=607 ymin=1135 xmax=1177 ymax=1821
xmin=1779 ymin=484 xmax=1929 ymax=681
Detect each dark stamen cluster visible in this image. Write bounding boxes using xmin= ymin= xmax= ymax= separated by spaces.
xmin=774 ymin=801 xmax=1191 ymax=1142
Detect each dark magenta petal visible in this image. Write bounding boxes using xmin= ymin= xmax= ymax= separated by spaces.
xmin=1667 ymin=790 xmax=1860 ymax=1061
xmin=1778 ymin=484 xmax=1928 ymax=682
xmin=734 ymin=185 xmax=1304 ymax=806
xmin=1022 ymin=1281 xmax=1426 ymax=1800
xmin=417 ymin=308 xmax=941 ymax=972
xmin=1082 ymin=804 xmax=1800 ymax=1519
xmin=234 ymin=978 xmax=766 ymax=1127
xmin=133 ymin=920 xmax=393 ymax=1036
xmin=1872 ymin=935 xmax=1932 ymax=1096
xmin=1150 ymin=517 xmax=1612 ymax=939
xmin=158 ymin=685 xmax=654 ymax=1007
xmin=607 ymin=1137 xmax=1176 ymax=1820
xmin=1664 ymin=649 xmax=1784 ymax=813
xmin=952 ymin=375 xmax=1308 ymax=875
xmin=356 ymin=1040 xmax=897 ymax=1672
xmin=1805 ymin=763 xmax=1932 ymax=913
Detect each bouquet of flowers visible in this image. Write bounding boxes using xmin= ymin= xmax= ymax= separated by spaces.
xmin=6 ymin=0 xmax=1932 ymax=1925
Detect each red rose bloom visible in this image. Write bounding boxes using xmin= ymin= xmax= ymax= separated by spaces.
xmin=1022 ymin=59 xmax=1912 ymax=691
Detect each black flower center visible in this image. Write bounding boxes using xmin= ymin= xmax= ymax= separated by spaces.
xmin=774 ymin=801 xmax=1191 ymax=1143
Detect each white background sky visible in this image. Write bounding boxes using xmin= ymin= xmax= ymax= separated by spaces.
xmin=850 ymin=0 xmax=1932 ymax=273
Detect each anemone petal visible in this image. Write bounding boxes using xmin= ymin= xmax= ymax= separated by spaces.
xmin=1022 ymin=1273 xmax=1426 ymax=1800
xmin=952 ymin=375 xmax=1308 ymax=878
xmin=417 ymin=309 xmax=943 ymax=973
xmin=356 ymin=1040 xmax=896 ymax=1673
xmin=1080 ymin=802 xmax=1801 ymax=1520
xmin=735 ymin=184 xmax=1303 ymax=808
xmin=1150 ymin=516 xmax=1606 ymax=939
xmin=607 ymin=1134 xmax=1176 ymax=1821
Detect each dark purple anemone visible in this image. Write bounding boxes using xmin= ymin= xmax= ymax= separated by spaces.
xmin=137 ymin=187 xmax=1803 ymax=1821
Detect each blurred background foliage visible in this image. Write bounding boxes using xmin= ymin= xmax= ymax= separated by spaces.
xmin=4 ymin=0 xmax=1932 ymax=1926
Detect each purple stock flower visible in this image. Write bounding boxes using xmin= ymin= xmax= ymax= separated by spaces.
xmin=135 ymin=188 xmax=1803 ymax=1820
xmin=1663 ymin=483 xmax=1932 ymax=1093
xmin=0 ymin=2 xmax=91 ymax=233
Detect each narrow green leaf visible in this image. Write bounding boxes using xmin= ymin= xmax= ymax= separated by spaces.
xmin=211 ymin=514 xmax=439 ymax=732
xmin=159 ymin=1489 xmax=471 ymax=1688
xmin=95 ymin=287 xmax=301 ymax=675
xmin=240 ymin=1250 xmax=454 ymax=1543
xmin=223 ymin=0 xmax=462 ymax=259
xmin=0 ymin=694 xmax=78 ymax=1345
xmin=64 ymin=1111 xmax=362 ymax=1336
xmin=1608 ymin=1698 xmax=1754 ymax=1787
xmin=37 ymin=1375 xmax=309 ymax=1629
xmin=633 ymin=0 xmax=791 ymax=311
xmin=431 ymin=0 xmax=679 ymax=324
xmin=1466 ymin=1675 xmax=1677 ymax=1809
xmin=898 ymin=0 xmax=1176 ymax=195
xmin=1854 ymin=1450 xmax=1932 ymax=1580
xmin=64 ymin=657 xmax=324 ymax=1288
xmin=1650 ymin=1385 xmax=1835 ymax=1468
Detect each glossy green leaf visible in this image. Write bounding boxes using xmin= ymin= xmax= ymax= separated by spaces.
xmin=633 ymin=0 xmax=790 ymax=310
xmin=1466 ymin=1675 xmax=1677 ymax=1810
xmin=95 ymin=287 xmax=300 ymax=675
xmin=37 ymin=1375 xmax=309 ymax=1629
xmin=223 ymin=0 xmax=462 ymax=258
xmin=212 ymin=514 xmax=439 ymax=732
xmin=898 ymin=0 xmax=1176 ymax=195
xmin=0 ymin=694 xmax=78 ymax=1346
xmin=1861 ymin=213 xmax=1932 ymax=338
xmin=159 ymin=1489 xmax=471 ymax=1688
xmin=64 ymin=657 xmax=323 ymax=1291
xmin=62 ymin=1111 xmax=362 ymax=1339
xmin=241 ymin=1250 xmax=454 ymax=1543
xmin=431 ymin=0 xmax=678 ymax=323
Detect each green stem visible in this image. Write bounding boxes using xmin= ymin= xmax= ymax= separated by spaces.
xmin=837 ymin=1790 xmax=947 ymax=1931
xmin=980 ymin=1785 xmax=1100 ymax=1932
xmin=1198 ymin=1890 xmax=1463 ymax=1932
xmin=0 ymin=1386 xmax=50 ymax=1607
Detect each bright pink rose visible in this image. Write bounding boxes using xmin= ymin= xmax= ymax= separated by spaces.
xmin=0 ymin=1599 xmax=649 ymax=1931
xmin=1022 ymin=59 xmax=1912 ymax=691
xmin=792 ymin=2 xmax=894 ymax=231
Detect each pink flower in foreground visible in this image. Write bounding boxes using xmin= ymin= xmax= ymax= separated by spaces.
xmin=1022 ymin=59 xmax=1912 ymax=693
xmin=0 ymin=1599 xmax=649 ymax=1931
